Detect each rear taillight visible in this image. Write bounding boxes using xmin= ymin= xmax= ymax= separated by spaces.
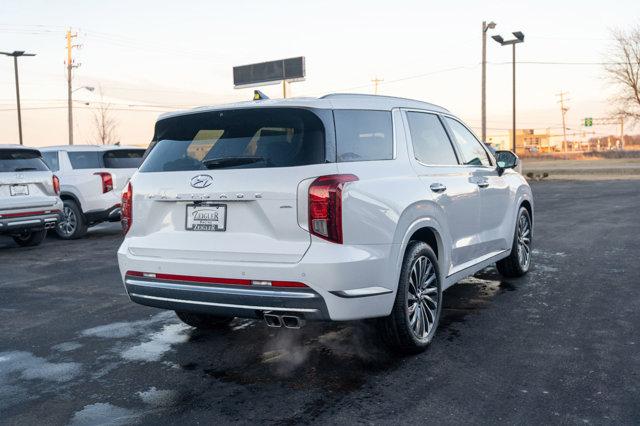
xmin=94 ymin=172 xmax=113 ymax=193
xmin=52 ymin=175 xmax=60 ymax=195
xmin=121 ymin=182 xmax=132 ymax=234
xmin=308 ymin=174 xmax=358 ymax=244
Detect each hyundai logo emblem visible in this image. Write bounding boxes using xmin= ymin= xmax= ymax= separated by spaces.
xmin=190 ymin=174 xmax=213 ymax=189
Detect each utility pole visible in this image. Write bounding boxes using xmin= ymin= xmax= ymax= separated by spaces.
xmin=372 ymin=77 xmax=383 ymax=95
xmin=481 ymin=21 xmax=496 ymax=143
xmin=620 ymin=116 xmax=625 ymax=150
xmin=1 ymin=51 xmax=36 ymax=145
xmin=66 ymin=29 xmax=81 ymax=145
xmin=556 ymin=91 xmax=569 ymax=152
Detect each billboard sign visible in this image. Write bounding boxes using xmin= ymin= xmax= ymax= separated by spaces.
xmin=233 ymin=57 xmax=305 ymax=88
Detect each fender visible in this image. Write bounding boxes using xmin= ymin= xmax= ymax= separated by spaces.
xmin=59 ymin=189 xmax=83 ymax=211
xmin=389 ymin=200 xmax=452 ymax=297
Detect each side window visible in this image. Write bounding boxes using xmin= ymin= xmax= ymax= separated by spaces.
xmin=334 ymin=110 xmax=393 ymax=162
xmin=68 ymin=151 xmax=102 ymax=169
xmin=406 ymin=112 xmax=458 ymax=165
xmin=41 ymin=151 xmax=60 ymax=172
xmin=444 ymin=117 xmax=491 ymax=167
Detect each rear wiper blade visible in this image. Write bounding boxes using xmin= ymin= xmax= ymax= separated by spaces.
xmin=202 ymin=156 xmax=265 ymax=169
xmin=14 ymin=167 xmax=38 ymax=171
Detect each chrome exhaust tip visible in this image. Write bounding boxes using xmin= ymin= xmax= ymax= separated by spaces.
xmin=264 ymin=313 xmax=282 ymax=328
xmin=281 ymin=315 xmax=304 ymax=329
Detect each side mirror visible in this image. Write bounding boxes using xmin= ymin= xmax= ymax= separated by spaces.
xmin=495 ymin=150 xmax=519 ymax=176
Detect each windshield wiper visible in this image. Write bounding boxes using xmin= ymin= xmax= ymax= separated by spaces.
xmin=14 ymin=167 xmax=38 ymax=172
xmin=202 ymin=156 xmax=266 ymax=169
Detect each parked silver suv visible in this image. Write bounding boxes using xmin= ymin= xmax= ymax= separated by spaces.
xmin=0 ymin=146 xmax=63 ymax=247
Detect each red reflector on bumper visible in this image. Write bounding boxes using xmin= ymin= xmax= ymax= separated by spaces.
xmin=126 ymin=271 xmax=307 ymax=288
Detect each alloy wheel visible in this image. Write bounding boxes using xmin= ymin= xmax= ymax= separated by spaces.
xmin=516 ymin=213 xmax=532 ymax=270
xmin=59 ymin=205 xmax=77 ymax=237
xmin=407 ymin=255 xmax=439 ymax=340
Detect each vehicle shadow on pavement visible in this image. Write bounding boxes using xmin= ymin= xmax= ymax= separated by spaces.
xmin=162 ymin=267 xmax=517 ymax=394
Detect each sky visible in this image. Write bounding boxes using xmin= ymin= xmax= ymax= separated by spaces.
xmin=1 ymin=0 xmax=639 ymax=147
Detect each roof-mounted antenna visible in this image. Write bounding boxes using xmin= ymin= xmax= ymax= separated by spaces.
xmin=253 ymin=90 xmax=269 ymax=101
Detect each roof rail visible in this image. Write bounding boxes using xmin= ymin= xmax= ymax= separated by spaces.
xmin=319 ymin=93 xmax=448 ymax=112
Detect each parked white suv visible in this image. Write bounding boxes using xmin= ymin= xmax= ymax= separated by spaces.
xmin=0 ymin=145 xmax=63 ymax=247
xmin=40 ymin=145 xmax=145 ymax=239
xmin=117 ymin=94 xmax=533 ymax=352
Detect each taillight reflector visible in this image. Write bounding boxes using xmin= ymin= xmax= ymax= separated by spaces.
xmin=121 ymin=182 xmax=132 ymax=234
xmin=126 ymin=271 xmax=307 ymax=288
xmin=308 ymin=174 xmax=358 ymax=244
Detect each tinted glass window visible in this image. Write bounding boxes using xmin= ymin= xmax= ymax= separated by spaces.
xmin=68 ymin=151 xmax=103 ymax=169
xmin=103 ymin=149 xmax=145 ymax=169
xmin=0 ymin=149 xmax=49 ymax=172
xmin=334 ymin=110 xmax=393 ymax=162
xmin=444 ymin=117 xmax=491 ymax=166
xmin=141 ymin=108 xmax=326 ymax=172
xmin=407 ymin=112 xmax=458 ymax=165
xmin=41 ymin=151 xmax=60 ymax=172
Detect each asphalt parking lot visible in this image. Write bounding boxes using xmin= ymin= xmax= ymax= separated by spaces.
xmin=1 ymin=180 xmax=639 ymax=425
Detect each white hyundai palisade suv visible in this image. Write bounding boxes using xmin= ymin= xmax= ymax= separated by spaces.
xmin=40 ymin=145 xmax=145 ymax=239
xmin=117 ymin=94 xmax=533 ymax=352
xmin=0 ymin=145 xmax=63 ymax=247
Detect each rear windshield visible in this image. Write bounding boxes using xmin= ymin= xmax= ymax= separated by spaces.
xmin=103 ymin=149 xmax=145 ymax=168
xmin=0 ymin=149 xmax=49 ymax=173
xmin=140 ymin=108 xmax=327 ymax=172
xmin=68 ymin=151 xmax=102 ymax=169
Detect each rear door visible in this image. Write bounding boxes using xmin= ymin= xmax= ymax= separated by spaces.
xmin=403 ymin=111 xmax=483 ymax=275
xmin=0 ymin=149 xmax=57 ymax=211
xmin=442 ymin=116 xmax=512 ymax=255
xmin=127 ymin=107 xmax=337 ymax=264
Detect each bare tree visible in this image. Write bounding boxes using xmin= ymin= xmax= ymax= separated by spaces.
xmin=92 ymin=88 xmax=119 ymax=145
xmin=604 ymin=26 xmax=640 ymax=121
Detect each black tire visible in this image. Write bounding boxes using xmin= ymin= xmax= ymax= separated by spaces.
xmin=12 ymin=228 xmax=47 ymax=247
xmin=496 ymin=206 xmax=532 ymax=278
xmin=378 ymin=241 xmax=442 ymax=354
xmin=175 ymin=311 xmax=234 ymax=329
xmin=56 ymin=199 xmax=87 ymax=240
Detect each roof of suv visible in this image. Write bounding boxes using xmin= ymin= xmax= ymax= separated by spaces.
xmin=39 ymin=145 xmax=145 ymax=152
xmin=0 ymin=144 xmax=42 ymax=152
xmin=158 ymin=93 xmax=449 ymax=121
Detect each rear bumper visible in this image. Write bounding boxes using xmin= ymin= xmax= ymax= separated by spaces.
xmin=118 ymin=239 xmax=401 ymax=321
xmin=124 ymin=273 xmax=330 ymax=320
xmin=0 ymin=204 xmax=63 ymax=235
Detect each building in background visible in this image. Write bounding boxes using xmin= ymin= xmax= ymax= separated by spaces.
xmin=486 ymin=129 xmax=553 ymax=154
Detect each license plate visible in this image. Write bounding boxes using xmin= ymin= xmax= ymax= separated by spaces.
xmin=185 ymin=203 xmax=226 ymax=231
xmin=10 ymin=185 xmax=29 ymax=196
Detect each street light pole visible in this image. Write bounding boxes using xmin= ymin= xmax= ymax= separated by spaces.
xmin=1 ymin=51 xmax=36 ymax=145
xmin=492 ymin=31 xmax=525 ymax=153
xmin=481 ymin=21 xmax=496 ymax=144
xmin=512 ymin=43 xmax=516 ymax=153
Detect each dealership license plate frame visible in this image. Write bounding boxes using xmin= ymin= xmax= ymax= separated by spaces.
xmin=185 ymin=203 xmax=227 ymax=232
xmin=10 ymin=184 xmax=29 ymax=196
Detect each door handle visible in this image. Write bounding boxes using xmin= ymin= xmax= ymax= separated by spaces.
xmin=477 ymin=181 xmax=489 ymax=188
xmin=430 ymin=183 xmax=447 ymax=193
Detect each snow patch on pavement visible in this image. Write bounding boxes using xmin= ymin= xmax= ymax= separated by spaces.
xmin=136 ymin=386 xmax=176 ymax=406
xmin=0 ymin=351 xmax=81 ymax=382
xmin=69 ymin=402 xmax=138 ymax=426
xmin=52 ymin=341 xmax=83 ymax=352
xmin=80 ymin=311 xmax=174 ymax=339
xmin=120 ymin=323 xmax=190 ymax=362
